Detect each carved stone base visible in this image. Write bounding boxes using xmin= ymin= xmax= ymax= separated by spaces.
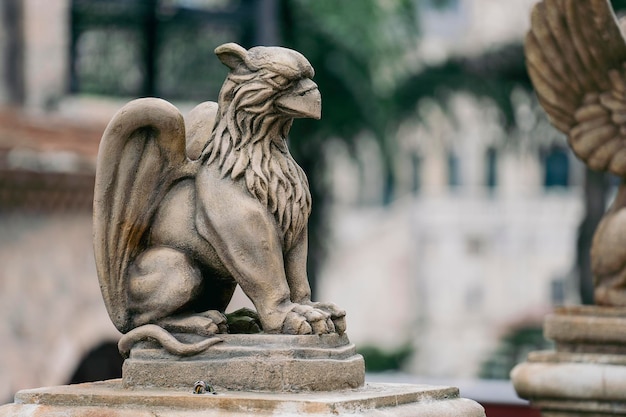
xmin=0 ymin=380 xmax=485 ymax=417
xmin=123 ymin=333 xmax=365 ymax=392
xmin=512 ymin=305 xmax=626 ymax=416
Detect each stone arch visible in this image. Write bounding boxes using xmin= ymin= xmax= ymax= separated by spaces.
xmin=68 ymin=341 xmax=122 ymax=384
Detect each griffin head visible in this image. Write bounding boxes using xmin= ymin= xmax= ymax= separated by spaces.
xmin=215 ymin=42 xmax=321 ymax=121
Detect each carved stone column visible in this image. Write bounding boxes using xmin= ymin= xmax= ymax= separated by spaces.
xmin=512 ymin=306 xmax=626 ymax=416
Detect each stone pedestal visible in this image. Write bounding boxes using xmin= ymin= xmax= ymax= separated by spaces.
xmin=123 ymin=333 xmax=364 ymax=392
xmin=512 ymin=305 xmax=626 ymax=416
xmin=0 ymin=380 xmax=485 ymax=417
xmin=0 ymin=333 xmax=486 ymax=416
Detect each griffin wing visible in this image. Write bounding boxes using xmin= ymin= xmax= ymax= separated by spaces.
xmin=93 ymin=98 xmax=191 ymax=333
xmin=526 ymin=0 xmax=626 ymax=174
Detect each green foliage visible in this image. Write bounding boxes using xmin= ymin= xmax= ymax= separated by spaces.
xmin=156 ymin=24 xmax=233 ymax=101
xmin=358 ymin=344 xmax=413 ymax=373
xmin=281 ymin=1 xmax=533 ymax=196
xmin=396 ymin=43 xmax=531 ymax=130
xmin=282 ymin=0 xmax=420 ymax=143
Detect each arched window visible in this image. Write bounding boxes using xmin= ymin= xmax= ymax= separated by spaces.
xmin=411 ymin=153 xmax=421 ymax=193
xmin=447 ymin=150 xmax=460 ymax=188
xmin=543 ymin=146 xmax=570 ymax=188
xmin=485 ymin=146 xmax=497 ymax=189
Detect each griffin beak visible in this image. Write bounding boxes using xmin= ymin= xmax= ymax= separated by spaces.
xmin=275 ymin=79 xmax=321 ymax=120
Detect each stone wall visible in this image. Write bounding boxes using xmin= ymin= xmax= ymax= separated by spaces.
xmin=0 ymin=211 xmax=119 ymax=403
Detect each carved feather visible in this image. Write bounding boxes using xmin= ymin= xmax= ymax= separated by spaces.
xmin=526 ymin=0 xmax=626 ymax=176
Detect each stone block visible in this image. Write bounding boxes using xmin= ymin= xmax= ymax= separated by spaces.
xmin=122 ymin=333 xmax=365 ymax=392
xmin=0 ymin=380 xmax=486 ymax=417
xmin=512 ymin=306 xmax=626 ymax=416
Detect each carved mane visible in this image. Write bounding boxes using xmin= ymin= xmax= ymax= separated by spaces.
xmin=201 ymin=69 xmax=312 ymax=248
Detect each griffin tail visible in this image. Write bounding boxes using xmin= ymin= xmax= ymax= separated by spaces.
xmin=118 ymin=324 xmax=223 ymax=358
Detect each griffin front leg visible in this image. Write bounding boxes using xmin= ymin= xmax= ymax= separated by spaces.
xmin=195 ymin=166 xmax=294 ymax=333
xmin=195 ymin=166 xmax=340 ymax=335
xmin=283 ymin=228 xmax=346 ymax=335
xmin=284 ymin=228 xmax=312 ymax=304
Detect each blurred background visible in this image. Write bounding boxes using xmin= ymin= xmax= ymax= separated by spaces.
xmin=1 ymin=0 xmax=625 ymax=414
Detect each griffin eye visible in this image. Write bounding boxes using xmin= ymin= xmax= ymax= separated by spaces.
xmin=273 ymin=75 xmax=289 ymax=85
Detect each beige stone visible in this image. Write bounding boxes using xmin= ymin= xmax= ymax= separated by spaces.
xmin=122 ymin=334 xmax=365 ymax=392
xmin=512 ymin=360 xmax=626 ymax=401
xmin=512 ymin=306 xmax=626 ymax=416
xmin=0 ymin=33 xmax=489 ymax=416
xmin=0 ymin=381 xmax=485 ymax=417
xmin=544 ymin=305 xmax=626 ymax=354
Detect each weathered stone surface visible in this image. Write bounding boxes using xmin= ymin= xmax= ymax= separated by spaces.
xmin=545 ymin=305 xmax=626 ymax=354
xmin=122 ymin=334 xmax=365 ymax=392
xmin=0 ymin=381 xmax=485 ymax=417
xmin=512 ymin=360 xmax=626 ymax=401
xmin=512 ymin=306 xmax=626 ymax=416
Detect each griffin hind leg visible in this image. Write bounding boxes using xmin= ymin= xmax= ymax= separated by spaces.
xmin=127 ymin=246 xmax=227 ymax=334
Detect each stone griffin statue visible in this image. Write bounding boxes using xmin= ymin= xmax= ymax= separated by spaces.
xmin=93 ymin=43 xmax=346 ymax=356
xmin=526 ymin=0 xmax=626 ymax=305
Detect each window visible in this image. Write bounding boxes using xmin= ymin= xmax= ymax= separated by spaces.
xmin=543 ymin=146 xmax=569 ymax=188
xmin=70 ymin=0 xmax=259 ymax=101
xmin=447 ymin=150 xmax=460 ymax=188
xmin=485 ymin=146 xmax=497 ymax=189
xmin=423 ymin=0 xmax=460 ymax=11
xmin=411 ymin=153 xmax=421 ymax=193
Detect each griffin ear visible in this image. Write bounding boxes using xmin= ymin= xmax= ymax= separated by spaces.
xmin=215 ymin=43 xmax=249 ymax=71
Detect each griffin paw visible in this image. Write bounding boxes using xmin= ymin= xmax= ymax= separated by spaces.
xmin=306 ymin=301 xmax=346 ymax=335
xmin=281 ymin=304 xmax=336 ymax=335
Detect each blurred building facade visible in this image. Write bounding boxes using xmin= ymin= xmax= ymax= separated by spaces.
xmin=318 ymin=0 xmax=585 ymax=379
